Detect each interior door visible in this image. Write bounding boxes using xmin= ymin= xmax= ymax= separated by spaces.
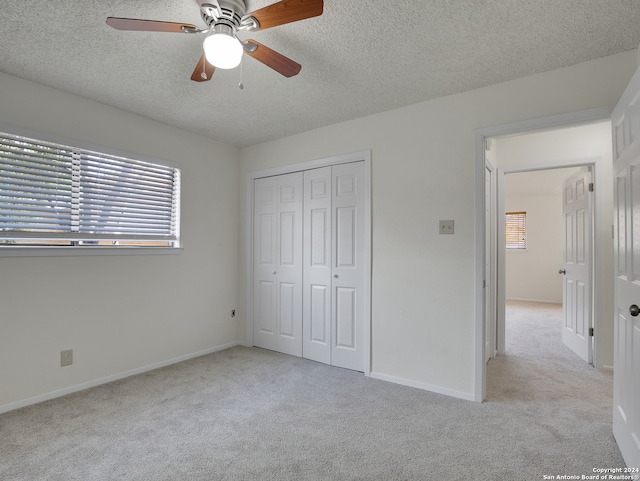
xmin=561 ymin=167 xmax=593 ymax=363
xmin=331 ymin=162 xmax=366 ymax=371
xmin=253 ymin=172 xmax=303 ymax=357
xmin=612 ymin=65 xmax=640 ymax=469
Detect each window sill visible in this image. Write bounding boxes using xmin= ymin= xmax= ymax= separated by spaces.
xmin=0 ymin=246 xmax=183 ymax=258
xmin=506 ymin=248 xmax=528 ymax=254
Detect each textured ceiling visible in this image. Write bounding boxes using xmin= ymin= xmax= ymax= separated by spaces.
xmin=1 ymin=1 xmax=640 ymax=147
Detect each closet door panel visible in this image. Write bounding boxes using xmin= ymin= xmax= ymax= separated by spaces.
xmin=275 ymin=172 xmax=303 ymax=357
xmin=335 ymin=287 xmax=356 ymax=348
xmin=336 ymin=207 xmax=356 ymax=268
xmin=310 ymin=285 xmax=329 ymax=343
xmin=303 ymin=167 xmax=332 ymax=364
xmin=331 ymin=162 xmax=366 ymax=371
xmin=253 ymin=177 xmax=278 ymax=350
xmin=279 ymin=282 xmax=295 ymax=337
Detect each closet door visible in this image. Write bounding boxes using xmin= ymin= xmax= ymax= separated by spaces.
xmin=253 ymin=176 xmax=278 ymax=351
xmin=331 ymin=162 xmax=366 ymax=371
xmin=303 ymin=167 xmax=332 ymax=364
xmin=253 ymin=172 xmax=303 ymax=356
xmin=302 ymin=162 xmax=366 ymax=371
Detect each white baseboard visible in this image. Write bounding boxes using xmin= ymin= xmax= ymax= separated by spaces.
xmin=506 ymin=297 xmax=562 ymax=305
xmin=369 ymin=371 xmax=476 ymax=402
xmin=0 ymin=341 xmax=242 ymax=415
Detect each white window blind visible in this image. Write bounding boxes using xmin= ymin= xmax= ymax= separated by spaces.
xmin=0 ymin=131 xmax=180 ymax=247
xmin=505 ymin=211 xmax=526 ymax=250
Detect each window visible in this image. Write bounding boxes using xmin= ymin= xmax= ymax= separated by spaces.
xmin=505 ymin=211 xmax=526 ymax=250
xmin=0 ymin=129 xmax=180 ymax=249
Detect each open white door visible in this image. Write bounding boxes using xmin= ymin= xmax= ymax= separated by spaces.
xmin=561 ymin=167 xmax=593 ymax=363
xmin=612 ymin=65 xmax=640 ymax=469
xmin=611 ymin=63 xmax=640 ymax=468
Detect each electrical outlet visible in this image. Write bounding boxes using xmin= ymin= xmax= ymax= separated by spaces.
xmin=231 ymin=309 xmax=236 ymax=318
xmin=61 ymin=349 xmax=73 ymax=367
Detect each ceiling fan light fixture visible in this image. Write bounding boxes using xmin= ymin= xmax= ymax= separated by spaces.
xmin=203 ymin=24 xmax=243 ymax=69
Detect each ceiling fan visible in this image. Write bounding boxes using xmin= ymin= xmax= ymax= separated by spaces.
xmin=106 ymin=0 xmax=323 ymax=82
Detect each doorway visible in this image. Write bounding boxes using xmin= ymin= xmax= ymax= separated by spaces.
xmin=473 ymin=109 xmax=614 ymax=402
xmin=502 ymin=166 xmax=589 ymax=358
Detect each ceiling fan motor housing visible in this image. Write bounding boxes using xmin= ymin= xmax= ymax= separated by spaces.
xmin=197 ymin=0 xmax=247 ymax=30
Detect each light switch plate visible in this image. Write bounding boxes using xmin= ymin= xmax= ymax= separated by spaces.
xmin=439 ymin=220 xmax=454 ymax=235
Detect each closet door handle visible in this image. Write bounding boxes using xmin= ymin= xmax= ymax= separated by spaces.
xmin=272 ymin=271 xmax=276 ymax=275
xmin=333 ymin=274 xmax=338 ymax=278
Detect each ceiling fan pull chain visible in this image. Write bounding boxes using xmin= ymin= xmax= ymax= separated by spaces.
xmin=238 ymin=56 xmax=244 ymax=90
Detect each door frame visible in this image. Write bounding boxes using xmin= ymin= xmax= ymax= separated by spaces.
xmin=473 ymin=106 xmax=613 ymax=402
xmin=245 ymin=150 xmax=372 ymax=375
xmin=484 ymin=158 xmax=497 ymax=362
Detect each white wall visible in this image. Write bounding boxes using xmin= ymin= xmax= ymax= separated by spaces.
xmin=239 ymin=51 xmax=637 ymax=399
xmin=1 ymin=51 xmax=634 ymax=409
xmin=496 ymin=122 xmax=614 ymax=368
xmin=504 ymin=193 xmax=563 ymax=303
xmin=0 ymin=72 xmax=241 ymax=410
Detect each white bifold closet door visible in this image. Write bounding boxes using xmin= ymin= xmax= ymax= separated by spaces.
xmin=253 ymin=172 xmax=303 ymax=357
xmin=303 ymin=162 xmax=366 ymax=371
xmin=253 ymin=162 xmax=365 ymax=372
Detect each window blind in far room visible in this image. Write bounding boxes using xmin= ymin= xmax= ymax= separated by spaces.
xmin=505 ymin=211 xmax=526 ymax=250
xmin=0 ymin=130 xmax=180 ymax=247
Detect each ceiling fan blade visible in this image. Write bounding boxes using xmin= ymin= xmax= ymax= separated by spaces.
xmin=191 ymin=54 xmax=215 ymax=82
xmin=106 ymin=17 xmax=198 ymax=33
xmin=243 ymin=40 xmax=301 ymax=78
xmin=244 ymin=0 xmax=323 ymax=31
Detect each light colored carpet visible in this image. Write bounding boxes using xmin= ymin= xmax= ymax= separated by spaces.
xmin=0 ymin=301 xmax=625 ymax=480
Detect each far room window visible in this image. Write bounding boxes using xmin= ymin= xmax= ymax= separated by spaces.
xmin=0 ymin=128 xmax=181 ymax=249
xmin=505 ymin=211 xmax=526 ymax=250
